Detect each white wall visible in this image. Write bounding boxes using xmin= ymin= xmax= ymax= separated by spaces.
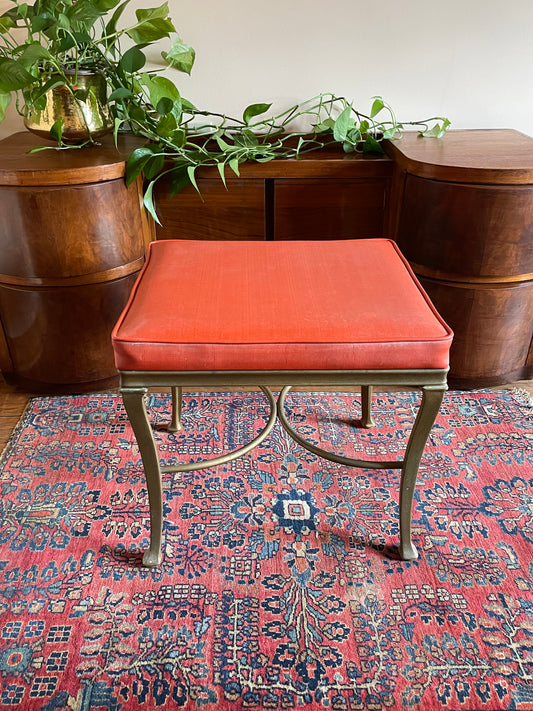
xmin=1 ymin=0 xmax=532 ymax=138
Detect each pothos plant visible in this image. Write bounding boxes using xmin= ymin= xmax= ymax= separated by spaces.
xmin=0 ymin=0 xmax=195 ymax=137
xmin=0 ymin=0 xmax=450 ymax=223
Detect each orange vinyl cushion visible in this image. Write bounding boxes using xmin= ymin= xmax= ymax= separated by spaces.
xmin=112 ymin=239 xmax=453 ymax=372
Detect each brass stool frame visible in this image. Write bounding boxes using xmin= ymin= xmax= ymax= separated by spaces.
xmin=119 ymin=368 xmax=447 ymax=567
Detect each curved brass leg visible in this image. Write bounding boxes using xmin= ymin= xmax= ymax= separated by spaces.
xmin=360 ymin=385 xmax=375 ymax=428
xmin=168 ymin=386 xmax=183 ymax=432
xmin=278 ymin=386 xmax=401 ymax=470
xmin=121 ymin=387 xmax=163 ymax=567
xmin=399 ymin=386 xmax=445 ymax=561
xmin=161 ymin=386 xmax=277 ymax=474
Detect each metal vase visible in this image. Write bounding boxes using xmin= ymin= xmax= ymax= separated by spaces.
xmin=24 ymin=69 xmax=114 ymax=143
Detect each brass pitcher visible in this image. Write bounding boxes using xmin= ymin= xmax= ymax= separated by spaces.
xmin=24 ymin=69 xmax=114 ymax=143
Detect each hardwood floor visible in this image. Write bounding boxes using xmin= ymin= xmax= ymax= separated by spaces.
xmin=1 ymin=376 xmax=532 ymax=455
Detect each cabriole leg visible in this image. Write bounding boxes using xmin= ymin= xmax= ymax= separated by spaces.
xmin=121 ymin=386 xmax=163 ymax=567
xmin=399 ymin=386 xmax=445 ymax=561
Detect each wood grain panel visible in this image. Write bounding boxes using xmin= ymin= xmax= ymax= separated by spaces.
xmin=0 ymin=131 xmax=146 ymax=186
xmin=0 ymin=274 xmax=139 ymax=388
xmin=273 ymin=178 xmax=389 ymax=240
xmin=418 ymin=276 xmax=533 ymax=388
xmin=0 ymin=179 xmax=146 ymax=281
xmin=397 ymin=176 xmax=533 ymax=279
xmin=154 ymin=178 xmax=266 ymax=240
xmin=385 ymin=129 xmax=533 ymax=184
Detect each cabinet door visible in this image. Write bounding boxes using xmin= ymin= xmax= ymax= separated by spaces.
xmin=273 ymin=178 xmax=389 ymax=240
xmin=154 ymin=178 xmax=266 ymax=240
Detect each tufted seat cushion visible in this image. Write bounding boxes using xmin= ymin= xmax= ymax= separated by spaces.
xmin=112 ymin=238 xmax=453 ymax=372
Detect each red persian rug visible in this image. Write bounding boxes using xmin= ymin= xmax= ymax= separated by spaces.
xmin=0 ymin=389 xmax=532 ymax=711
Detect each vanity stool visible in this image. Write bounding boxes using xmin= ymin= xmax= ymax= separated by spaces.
xmin=112 ymin=238 xmax=453 ymax=566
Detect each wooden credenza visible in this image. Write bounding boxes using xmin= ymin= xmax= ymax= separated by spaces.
xmin=0 ymin=129 xmax=532 ymax=392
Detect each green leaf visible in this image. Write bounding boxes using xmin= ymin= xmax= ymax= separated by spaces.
xmin=143 ymin=180 xmax=160 ymax=224
xmin=169 ymin=165 xmax=191 ymax=197
xmin=170 ymin=128 xmax=186 ymax=147
xmin=55 ymin=12 xmax=71 ymax=31
xmin=370 ymin=97 xmax=385 ymax=118
xmin=16 ymin=43 xmax=53 ymax=71
xmin=381 ymin=127 xmax=397 ymax=139
xmin=181 ymin=97 xmax=197 ymax=112
xmin=420 ymin=124 xmax=439 ymax=137
xmin=161 ymin=37 xmax=195 ymax=75
xmin=155 ymin=113 xmax=177 ymax=136
xmin=119 ymin=46 xmax=146 ymax=73
xmin=229 ymin=157 xmax=240 ymax=177
xmin=93 ymin=0 xmax=123 ymax=11
xmin=0 ymin=15 xmax=17 ymax=33
xmin=71 ymin=29 xmax=92 ymax=44
xmin=313 ymin=117 xmax=335 ymax=134
xmin=333 ymin=104 xmax=354 ymax=142
xmin=30 ymin=12 xmax=56 ymax=33
xmin=50 ymin=117 xmax=64 ymax=143
xmin=29 ymin=76 xmax=65 ymax=106
xmin=136 ymin=2 xmax=171 ymax=22
xmin=440 ymin=118 xmax=451 ymax=135
xmin=143 ymin=153 xmax=165 ymax=180
xmin=217 ymin=162 xmax=227 ymax=189
xmin=214 ymin=133 xmax=232 ymax=152
xmin=125 ymin=145 xmax=158 ymax=186
xmin=126 ymin=18 xmax=172 ymax=44
xmin=0 ymin=92 xmax=12 ymax=123
xmin=108 ymin=87 xmax=135 ymax=101
xmin=142 ymin=74 xmax=181 ymax=120
xmin=66 ymin=0 xmax=102 ymax=28
xmin=113 ymin=116 xmax=123 ymax=143
xmin=0 ymin=58 xmax=38 ymax=92
xmin=419 ymin=119 xmax=451 ymax=138
xmin=142 ymin=74 xmax=179 ymax=103
xmin=346 ymin=127 xmax=362 ymax=145
xmin=105 ymin=0 xmax=129 ymax=39
xmin=126 ymin=5 xmax=175 ymax=44
xmin=127 ymin=105 xmax=146 ymax=124
xmin=156 ymin=96 xmax=173 ymax=115
xmin=243 ymin=102 xmax=272 ymax=126
xmin=362 ymin=134 xmax=384 ymax=153
xmin=57 ymin=34 xmax=77 ymax=53
xmin=72 ymin=86 xmax=90 ymax=102
xmin=234 ymin=130 xmax=258 ymax=148
xmin=187 ymin=165 xmax=200 ymax=195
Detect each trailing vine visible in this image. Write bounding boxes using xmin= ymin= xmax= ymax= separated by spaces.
xmin=123 ymin=93 xmax=450 ymax=222
xmin=0 ymin=0 xmax=450 ymax=222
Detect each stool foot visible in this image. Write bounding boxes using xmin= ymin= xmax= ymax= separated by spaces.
xmin=360 ymin=385 xmax=376 ymax=428
xmin=399 ymin=541 xmax=419 ymax=561
xmin=142 ymin=548 xmax=163 ymax=567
